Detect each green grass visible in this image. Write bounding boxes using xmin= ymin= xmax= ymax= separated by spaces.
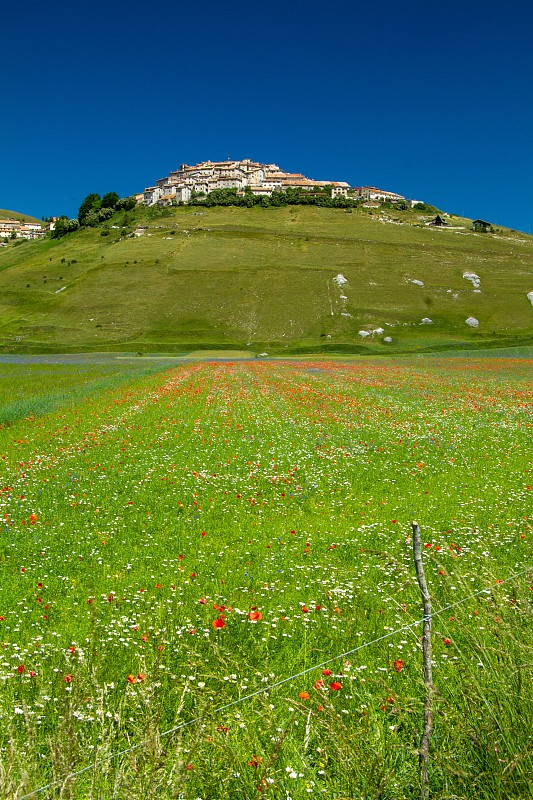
xmin=0 ymin=208 xmax=44 ymax=225
xmin=0 ymin=204 xmax=532 ymax=354
xmin=0 ymin=359 xmax=173 ymax=428
xmin=0 ymin=357 xmax=532 ymax=798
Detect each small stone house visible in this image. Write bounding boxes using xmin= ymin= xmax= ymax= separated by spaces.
xmin=473 ymin=219 xmax=493 ymax=233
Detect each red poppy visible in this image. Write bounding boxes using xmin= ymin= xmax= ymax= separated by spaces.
xmin=299 ymin=691 xmax=310 ymax=700
xmin=212 ymin=617 xmax=225 ymax=629
xmin=17 ymin=664 xmax=25 ymax=674
xmin=329 ymin=682 xmax=342 ymax=691
xmin=394 ymin=660 xmax=404 ymax=672
xmin=322 ymin=669 xmax=332 ymax=676
xmin=443 ymin=638 xmax=452 ymax=645
xmin=248 ymin=611 xmax=262 ymax=621
xmin=30 ymin=514 xmax=38 ymax=525
xmin=127 ymin=674 xmax=137 ymax=683
xmin=64 ymin=674 xmax=73 ymax=683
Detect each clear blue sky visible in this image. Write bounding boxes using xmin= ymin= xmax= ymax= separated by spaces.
xmin=1 ymin=0 xmax=532 ymax=232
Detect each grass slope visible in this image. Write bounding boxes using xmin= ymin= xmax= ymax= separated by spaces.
xmin=0 ymin=208 xmax=44 ymax=225
xmin=0 ymin=204 xmax=532 ymax=353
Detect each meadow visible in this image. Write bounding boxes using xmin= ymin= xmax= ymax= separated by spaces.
xmin=1 ymin=204 xmax=533 ymax=355
xmin=0 ymin=356 xmax=532 ymax=799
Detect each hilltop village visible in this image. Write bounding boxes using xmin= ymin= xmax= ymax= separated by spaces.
xmin=143 ymin=159 xmax=414 ymax=207
xmin=1 ymin=159 xmax=425 ymax=243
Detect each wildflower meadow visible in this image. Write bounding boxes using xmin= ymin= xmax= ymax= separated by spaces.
xmin=0 ymin=357 xmax=532 ymax=799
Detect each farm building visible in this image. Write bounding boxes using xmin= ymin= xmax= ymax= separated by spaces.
xmin=472 ymin=219 xmax=493 ymax=233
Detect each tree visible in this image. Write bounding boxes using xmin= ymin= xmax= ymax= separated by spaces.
xmin=394 ymin=200 xmax=409 ymax=211
xmin=115 ymin=196 xmax=137 ymax=211
xmin=78 ymin=193 xmax=101 ymax=225
xmin=101 ymin=191 xmax=119 ymax=209
xmin=50 ymin=218 xmax=79 ymax=239
xmin=82 ymin=210 xmax=102 ymax=227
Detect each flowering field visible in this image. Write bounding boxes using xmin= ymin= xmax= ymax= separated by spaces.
xmin=1 ymin=358 xmax=532 ymax=799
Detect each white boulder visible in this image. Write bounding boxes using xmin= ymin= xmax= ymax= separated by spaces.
xmin=333 ymin=274 xmax=348 ymax=286
xmin=463 ymin=272 xmax=481 ymax=289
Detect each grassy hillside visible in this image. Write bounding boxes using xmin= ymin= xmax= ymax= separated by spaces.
xmin=0 ymin=203 xmax=532 ymax=354
xmin=0 ymin=208 xmax=44 ymax=225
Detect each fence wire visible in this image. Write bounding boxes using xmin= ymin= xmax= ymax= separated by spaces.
xmin=17 ymin=567 xmax=531 ymax=800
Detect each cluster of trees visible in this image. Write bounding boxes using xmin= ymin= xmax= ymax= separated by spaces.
xmin=78 ymin=192 xmax=136 ymax=226
xmin=50 ymin=217 xmax=80 ymax=239
xmin=51 ymin=193 xmax=137 ymax=238
xmin=412 ymin=202 xmax=440 ymax=214
xmin=188 ymin=187 xmax=362 ymax=210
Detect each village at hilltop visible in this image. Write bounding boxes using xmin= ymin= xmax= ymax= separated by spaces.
xmin=2 ymin=159 xmax=497 ymax=241
xmin=142 ymin=158 xmax=418 ymax=207
xmin=1 ymin=159 xmax=413 ymax=243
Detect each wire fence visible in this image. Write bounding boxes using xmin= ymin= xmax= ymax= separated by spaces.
xmin=16 ymin=566 xmax=531 ymax=799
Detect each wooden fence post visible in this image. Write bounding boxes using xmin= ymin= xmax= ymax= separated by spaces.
xmin=412 ymin=520 xmax=434 ymax=799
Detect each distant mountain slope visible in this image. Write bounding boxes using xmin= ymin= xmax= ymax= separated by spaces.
xmin=0 ymin=208 xmax=44 ymax=225
xmin=0 ymin=204 xmax=532 ymax=354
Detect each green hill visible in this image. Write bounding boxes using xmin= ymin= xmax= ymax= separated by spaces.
xmin=0 ymin=208 xmax=44 ymax=225
xmin=0 ymin=203 xmax=532 ymax=354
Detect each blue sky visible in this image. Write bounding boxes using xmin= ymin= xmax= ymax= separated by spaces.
xmin=1 ymin=0 xmax=532 ymax=232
